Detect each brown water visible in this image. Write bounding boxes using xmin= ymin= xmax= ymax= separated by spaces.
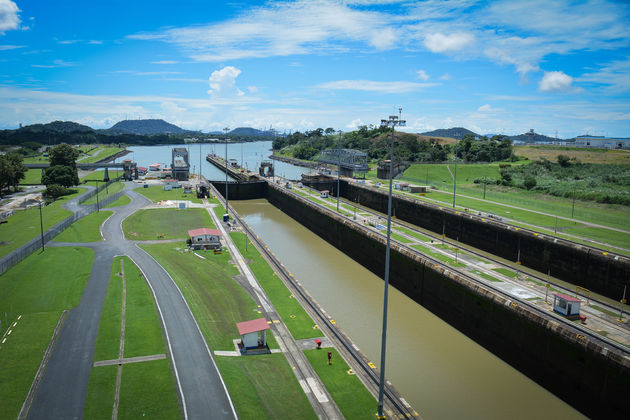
xmin=233 ymin=199 xmax=585 ymax=420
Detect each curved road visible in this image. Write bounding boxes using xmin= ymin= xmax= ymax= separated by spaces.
xmin=27 ymin=183 xmax=237 ymax=420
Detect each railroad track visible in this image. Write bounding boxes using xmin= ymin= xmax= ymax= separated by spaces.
xmin=229 ymin=203 xmax=420 ymax=419
xmin=282 ymin=183 xmax=630 ymax=357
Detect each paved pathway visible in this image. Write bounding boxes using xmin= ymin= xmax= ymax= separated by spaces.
xmin=26 ymin=183 xmax=237 ymax=420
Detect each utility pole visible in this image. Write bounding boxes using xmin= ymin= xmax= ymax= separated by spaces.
xmin=452 ymin=140 xmax=458 ymax=208
xmin=377 ymin=108 xmax=405 ymax=419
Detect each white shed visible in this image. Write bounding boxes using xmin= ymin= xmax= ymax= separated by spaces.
xmin=237 ymin=318 xmax=270 ymax=351
xmin=187 ymin=228 xmax=222 ymax=250
xmin=552 ymin=294 xmax=582 ymax=319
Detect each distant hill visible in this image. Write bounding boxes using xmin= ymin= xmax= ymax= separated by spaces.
xmin=229 ymin=127 xmax=274 ymax=137
xmin=509 ymin=132 xmax=560 ymax=143
xmin=104 ymin=119 xmax=187 ymax=135
xmin=420 ymin=127 xmax=478 ymax=140
xmin=19 ymin=120 xmax=94 ymax=133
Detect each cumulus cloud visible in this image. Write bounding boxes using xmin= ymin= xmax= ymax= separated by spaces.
xmin=416 ymin=70 xmax=429 ymax=81
xmin=538 ymin=71 xmax=580 ymax=93
xmin=423 ymin=32 xmax=474 ymax=53
xmin=208 ymin=66 xmax=244 ymax=97
xmin=0 ymin=0 xmax=20 ymax=34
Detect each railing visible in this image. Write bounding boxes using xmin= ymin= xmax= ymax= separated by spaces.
xmin=0 ymin=186 xmax=124 ymax=276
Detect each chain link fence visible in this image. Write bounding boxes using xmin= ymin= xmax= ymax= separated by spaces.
xmin=0 ymin=185 xmax=124 ymax=276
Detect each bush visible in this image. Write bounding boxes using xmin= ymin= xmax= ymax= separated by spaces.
xmin=523 ymin=175 xmax=537 ymax=190
xmin=43 ymin=184 xmax=76 ymax=200
xmin=557 ymin=154 xmax=571 ymax=167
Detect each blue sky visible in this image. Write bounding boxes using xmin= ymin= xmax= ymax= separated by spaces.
xmin=0 ymin=0 xmax=629 ymax=138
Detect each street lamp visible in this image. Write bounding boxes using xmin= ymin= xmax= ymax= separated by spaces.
xmin=224 ymin=127 xmax=230 ymax=219
xmin=452 ymin=140 xmax=458 ymax=208
xmin=337 ymin=130 xmax=342 ymax=213
xmin=377 ymin=108 xmax=405 ymax=419
xmin=38 ymin=199 xmax=45 ymax=252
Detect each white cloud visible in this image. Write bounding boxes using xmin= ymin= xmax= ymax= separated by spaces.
xmin=247 ymin=85 xmax=258 ymax=93
xmin=0 ymin=44 xmax=23 ymax=50
xmin=128 ymin=0 xmax=394 ymax=61
xmin=208 ymin=66 xmax=244 ymax=97
xmin=317 ymin=79 xmax=437 ymax=93
xmin=416 ymin=70 xmax=429 ymax=81
xmin=439 ymin=73 xmax=451 ymax=80
xmin=477 ymin=104 xmax=503 ymax=112
xmin=538 ymin=71 xmax=580 ymax=93
xmin=577 ymin=59 xmax=630 ymax=92
xmin=151 ymin=60 xmax=178 ymax=65
xmin=346 ymin=118 xmax=364 ymax=129
xmin=31 ymin=59 xmax=77 ymax=68
xmin=423 ymin=32 xmax=474 ymax=53
xmin=0 ymin=0 xmax=20 ymax=34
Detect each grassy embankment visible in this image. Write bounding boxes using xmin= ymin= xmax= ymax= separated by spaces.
xmin=80 ymin=181 xmax=125 ymax=205
xmin=134 ymin=185 xmax=203 ymax=204
xmin=0 ymin=188 xmax=85 ymax=258
xmin=83 ymin=256 xmax=181 ymax=420
xmin=141 ymin=241 xmax=316 ymax=419
xmin=0 ymin=247 xmax=93 ymax=419
xmin=123 ymin=208 xmax=211 ymax=240
xmin=53 ymin=210 xmax=113 ymax=243
xmin=371 ymin=161 xmax=630 ymax=251
xmin=78 ymin=147 xmax=124 ymax=163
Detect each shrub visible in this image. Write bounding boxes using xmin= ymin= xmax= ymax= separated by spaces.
xmin=43 ymin=184 xmax=76 ymax=200
xmin=523 ymin=175 xmax=537 ymax=190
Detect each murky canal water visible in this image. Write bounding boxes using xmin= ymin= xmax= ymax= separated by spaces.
xmin=232 ymin=199 xmax=584 ymax=420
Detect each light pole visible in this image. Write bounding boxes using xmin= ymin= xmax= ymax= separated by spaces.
xmin=452 ymin=140 xmax=458 ymax=208
xmin=337 ymin=130 xmax=342 ymax=213
xmin=38 ymin=200 xmax=45 ymax=252
xmin=224 ymin=127 xmax=230 ymax=219
xmin=377 ymin=108 xmax=405 ymax=419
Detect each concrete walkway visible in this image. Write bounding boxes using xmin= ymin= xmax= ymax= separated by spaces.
xmin=26 ymin=183 xmax=237 ymax=420
xmin=205 ymin=199 xmax=344 ymax=419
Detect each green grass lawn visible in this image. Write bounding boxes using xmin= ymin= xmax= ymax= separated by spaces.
xmin=20 ymin=168 xmax=43 ymax=185
xmin=391 ymin=232 xmax=413 ymax=244
xmin=81 ymin=182 xmax=124 ymax=205
xmin=0 ymin=247 xmax=93 ymax=419
xmin=412 ymin=244 xmax=466 ymax=267
xmin=84 ymin=256 xmax=181 ymax=419
xmin=141 ymin=243 xmax=318 ymax=418
xmin=80 ymin=171 xmax=118 ymax=182
xmin=397 ymin=163 xmax=630 ymax=249
xmin=134 ymin=185 xmax=203 ymax=204
xmin=472 ymin=270 xmax=503 ymax=283
xmin=106 ymin=194 xmax=131 ymax=208
xmin=117 ymin=359 xmax=181 ymax=419
xmin=78 ymin=147 xmax=124 ymax=163
xmin=53 ymin=211 xmax=112 ymax=243
xmin=123 ymin=208 xmax=213 ymax=240
xmin=303 ymin=348 xmax=377 ymax=419
xmin=123 ymin=256 xmax=167 ymax=358
xmin=492 ymin=267 xmax=519 ymax=278
xmin=140 ymin=242 xmax=257 ymax=350
xmin=0 ymin=188 xmax=84 ymax=257
xmin=216 ymin=354 xmax=317 ymax=420
xmin=230 ymin=232 xmax=320 ymax=340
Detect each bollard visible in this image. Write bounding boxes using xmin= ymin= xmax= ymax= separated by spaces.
xmin=328 ymin=351 xmax=332 ymax=365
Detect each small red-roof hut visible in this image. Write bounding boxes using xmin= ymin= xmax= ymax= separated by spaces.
xmin=237 ymin=318 xmax=270 ymax=353
xmin=553 ymin=293 xmax=582 ymax=319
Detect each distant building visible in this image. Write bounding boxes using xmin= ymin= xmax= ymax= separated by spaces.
xmin=172 ymin=147 xmax=190 ymax=181
xmin=573 ymin=135 xmax=630 ymax=149
xmin=187 ymin=228 xmax=222 ymax=250
xmin=552 ymin=294 xmax=582 ymax=320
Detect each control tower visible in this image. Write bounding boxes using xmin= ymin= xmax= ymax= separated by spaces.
xmin=172 ymin=147 xmax=190 ymax=181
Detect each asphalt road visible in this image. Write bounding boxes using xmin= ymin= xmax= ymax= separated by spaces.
xmin=27 ymin=183 xmax=237 ymax=420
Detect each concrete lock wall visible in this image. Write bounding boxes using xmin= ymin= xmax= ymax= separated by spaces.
xmin=335 ymin=181 xmax=630 ymax=302
xmin=211 ymin=181 xmax=268 ymax=200
xmin=266 ymin=183 xmax=630 ymax=419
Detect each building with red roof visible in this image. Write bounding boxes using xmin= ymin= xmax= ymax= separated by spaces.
xmin=236 ymin=318 xmax=270 ymax=354
xmin=552 ymin=293 xmax=582 ymax=319
xmin=187 ymin=228 xmax=222 ymax=250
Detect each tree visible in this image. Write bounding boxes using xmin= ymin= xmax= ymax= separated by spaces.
xmin=557 ymin=154 xmax=571 ymax=167
xmin=43 ymin=143 xmax=79 ymax=187
xmin=42 ymin=165 xmax=78 ymax=187
xmin=0 ymin=152 xmax=26 ymax=194
xmin=43 ymin=184 xmax=75 ymax=200
xmin=523 ymin=175 xmax=537 ymax=190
